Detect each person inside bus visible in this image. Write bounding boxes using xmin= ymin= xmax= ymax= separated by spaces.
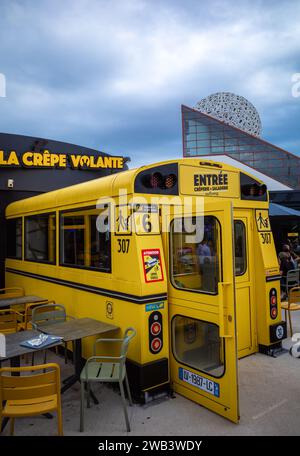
xmin=196 ymin=238 xmax=211 ymax=265
xmin=197 ymin=238 xmax=217 ymax=292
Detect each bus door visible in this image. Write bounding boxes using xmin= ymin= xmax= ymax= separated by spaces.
xmin=165 ymin=200 xmax=239 ymax=423
xmin=234 ymin=211 xmax=257 ymax=358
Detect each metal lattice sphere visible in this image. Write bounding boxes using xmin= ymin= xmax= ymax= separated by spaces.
xmin=194 ymin=92 xmax=262 ymax=137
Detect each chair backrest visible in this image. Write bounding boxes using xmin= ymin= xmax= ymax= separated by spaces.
xmin=31 ymin=303 xmax=66 ymax=328
xmin=0 ymin=309 xmax=18 ymax=334
xmin=93 ymin=327 xmax=136 ymax=359
xmin=0 ymin=287 xmax=24 ymax=300
xmin=23 ymin=300 xmax=51 ymax=329
xmin=289 ymin=286 xmax=300 ymax=305
xmin=286 ymin=269 xmax=300 ymax=289
xmin=0 ymin=363 xmax=60 ymax=405
xmin=121 ymin=327 xmax=137 ymax=357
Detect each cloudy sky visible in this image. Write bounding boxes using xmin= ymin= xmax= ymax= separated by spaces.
xmin=0 ymin=0 xmax=299 ymax=167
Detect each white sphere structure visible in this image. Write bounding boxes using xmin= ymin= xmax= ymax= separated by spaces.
xmin=194 ymin=92 xmax=262 ymax=137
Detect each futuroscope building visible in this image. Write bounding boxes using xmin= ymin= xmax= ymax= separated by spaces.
xmin=182 ymin=92 xmax=300 ymax=191
xmin=181 ymin=92 xmax=300 ymax=248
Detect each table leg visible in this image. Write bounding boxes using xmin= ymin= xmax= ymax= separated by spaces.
xmin=61 ymin=339 xmax=82 ymax=393
xmin=61 ymin=339 xmax=98 ymax=404
xmin=10 ymin=355 xmax=20 ymax=369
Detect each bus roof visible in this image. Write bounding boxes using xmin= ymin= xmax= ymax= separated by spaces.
xmin=6 ymin=158 xmax=265 ymax=217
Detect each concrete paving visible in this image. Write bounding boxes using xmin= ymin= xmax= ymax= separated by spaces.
xmin=2 ymin=311 xmax=300 ymax=436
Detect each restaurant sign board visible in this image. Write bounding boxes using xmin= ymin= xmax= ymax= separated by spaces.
xmin=0 ymin=150 xmax=124 ymax=170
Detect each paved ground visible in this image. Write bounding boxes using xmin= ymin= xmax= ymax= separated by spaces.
xmin=2 ymin=311 xmax=300 ymax=436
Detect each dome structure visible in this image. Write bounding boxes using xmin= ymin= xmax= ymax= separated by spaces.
xmin=194 ymin=92 xmax=262 ymax=137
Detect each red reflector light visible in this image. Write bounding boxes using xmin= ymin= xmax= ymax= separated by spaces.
xmin=151 ymin=337 xmax=162 ymax=353
xmin=151 ymin=322 xmax=161 ymax=336
xmin=164 ymin=174 xmax=177 ymax=189
xmin=142 ymin=172 xmax=177 ymax=190
xmin=271 ymin=307 xmax=277 ymax=318
xmin=241 ymin=183 xmax=267 ymax=198
xmin=269 ymin=288 xmax=278 ymax=320
xmin=150 ymin=172 xmax=162 ymax=188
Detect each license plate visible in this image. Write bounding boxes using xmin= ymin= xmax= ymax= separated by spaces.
xmin=179 ymin=367 xmax=220 ymax=397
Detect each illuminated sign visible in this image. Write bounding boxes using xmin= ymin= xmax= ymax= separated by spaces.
xmin=0 ymin=150 xmax=124 ymax=170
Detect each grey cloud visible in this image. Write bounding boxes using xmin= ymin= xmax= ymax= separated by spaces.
xmin=0 ymin=0 xmax=299 ymax=167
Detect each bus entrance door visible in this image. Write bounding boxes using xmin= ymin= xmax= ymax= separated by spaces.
xmin=234 ymin=211 xmax=257 ymax=358
xmin=165 ymin=200 xmax=239 ymax=423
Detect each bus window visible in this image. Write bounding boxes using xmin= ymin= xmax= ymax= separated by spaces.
xmin=90 ymin=214 xmax=111 ymax=271
xmin=240 ymin=173 xmax=267 ymax=201
xmin=234 ymin=221 xmax=247 ymax=276
xmin=171 ymin=216 xmax=221 ymax=294
xmin=7 ymin=217 xmax=22 ymax=259
xmin=60 ymin=206 xmax=111 ymax=272
xmin=25 ymin=213 xmax=56 ymax=263
xmin=172 ymin=316 xmax=225 ymax=377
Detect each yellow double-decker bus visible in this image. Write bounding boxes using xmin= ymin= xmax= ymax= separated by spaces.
xmin=5 ymin=158 xmax=286 ymax=423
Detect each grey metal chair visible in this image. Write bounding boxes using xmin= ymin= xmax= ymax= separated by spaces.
xmin=31 ymin=303 xmax=73 ymax=364
xmin=286 ymin=269 xmax=300 ymax=296
xmin=80 ymin=327 xmax=136 ymax=432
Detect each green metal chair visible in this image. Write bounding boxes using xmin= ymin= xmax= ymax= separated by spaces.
xmin=80 ymin=327 xmax=136 ymax=432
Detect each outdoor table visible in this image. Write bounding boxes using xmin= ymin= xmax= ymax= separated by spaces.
xmin=0 ymin=329 xmax=63 ymax=433
xmin=0 ymin=295 xmax=46 ymax=309
xmin=0 ymin=328 xmax=63 ymax=364
xmin=38 ymin=317 xmax=119 ymax=399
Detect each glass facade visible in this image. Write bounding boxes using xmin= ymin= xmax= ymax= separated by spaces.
xmin=182 ymin=105 xmax=300 ymax=189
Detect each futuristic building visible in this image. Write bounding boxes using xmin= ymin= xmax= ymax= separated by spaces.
xmin=182 ymin=93 xmax=300 ymax=190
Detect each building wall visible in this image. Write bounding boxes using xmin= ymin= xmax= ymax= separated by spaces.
xmin=270 ymin=191 xmax=300 ymax=211
xmin=182 ymin=105 xmax=300 ymax=189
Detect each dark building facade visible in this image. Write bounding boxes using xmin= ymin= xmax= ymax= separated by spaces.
xmin=0 ymin=132 xmax=128 ymax=286
xmin=270 ymin=190 xmax=300 ymax=211
xmin=182 ymin=105 xmax=300 ymax=189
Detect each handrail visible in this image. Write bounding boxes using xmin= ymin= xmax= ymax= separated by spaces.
xmin=218 ymin=282 xmax=233 ymax=338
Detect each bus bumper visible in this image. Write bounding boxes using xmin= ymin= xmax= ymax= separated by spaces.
xmin=126 ymin=357 xmax=169 ymax=402
xmin=259 ymin=321 xmax=287 ymax=356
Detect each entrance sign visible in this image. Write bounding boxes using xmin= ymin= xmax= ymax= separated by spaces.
xmin=180 ymin=164 xmax=240 ymax=197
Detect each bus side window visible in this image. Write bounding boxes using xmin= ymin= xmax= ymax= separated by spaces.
xmin=234 ymin=220 xmax=247 ymax=276
xmin=60 ymin=206 xmax=111 ymax=272
xmin=6 ymin=217 xmax=22 ymax=259
xmin=25 ymin=213 xmax=56 ymax=263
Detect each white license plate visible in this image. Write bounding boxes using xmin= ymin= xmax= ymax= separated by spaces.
xmin=179 ymin=367 xmax=220 ymax=397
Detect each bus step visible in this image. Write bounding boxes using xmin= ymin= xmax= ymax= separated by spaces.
xmin=142 ymin=384 xmax=172 ymax=405
xmin=259 ymin=343 xmax=289 ymax=357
